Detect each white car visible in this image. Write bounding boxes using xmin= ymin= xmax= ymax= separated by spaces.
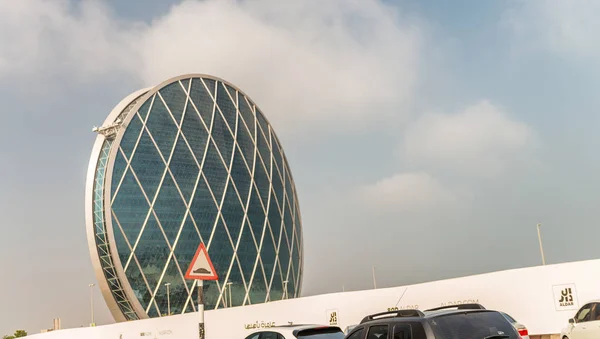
xmin=561 ymin=300 xmax=600 ymax=339
xmin=500 ymin=311 xmax=530 ymax=339
xmin=243 ymin=324 xmax=345 ymax=339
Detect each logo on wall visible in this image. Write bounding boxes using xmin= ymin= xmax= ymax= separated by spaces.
xmin=327 ymin=309 xmax=339 ymax=326
xmin=552 ymin=284 xmax=579 ymax=311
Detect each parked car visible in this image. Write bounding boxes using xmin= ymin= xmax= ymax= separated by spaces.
xmin=244 ymin=324 xmax=345 ymax=339
xmin=561 ymin=300 xmax=600 ymax=339
xmin=500 ymin=311 xmax=530 ymax=339
xmin=345 ymin=303 xmax=523 ymax=339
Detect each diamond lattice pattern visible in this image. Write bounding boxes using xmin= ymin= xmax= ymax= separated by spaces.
xmin=108 ymin=77 xmax=303 ymax=317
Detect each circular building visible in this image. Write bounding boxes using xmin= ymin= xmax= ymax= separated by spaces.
xmin=85 ymin=74 xmax=303 ymax=321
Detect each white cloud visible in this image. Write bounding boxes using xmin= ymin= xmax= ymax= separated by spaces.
xmin=355 ymin=172 xmax=455 ymax=212
xmin=403 ymin=100 xmax=535 ymax=174
xmin=506 ymin=0 xmax=600 ymax=59
xmin=0 ymin=0 xmax=141 ymax=77
xmin=0 ymin=0 xmax=422 ymax=133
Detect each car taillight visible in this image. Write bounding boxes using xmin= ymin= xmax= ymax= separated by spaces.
xmin=518 ymin=328 xmax=528 ymax=336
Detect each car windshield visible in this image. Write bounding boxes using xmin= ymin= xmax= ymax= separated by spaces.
xmin=296 ymin=327 xmax=345 ymax=339
xmin=428 ymin=311 xmax=519 ymax=339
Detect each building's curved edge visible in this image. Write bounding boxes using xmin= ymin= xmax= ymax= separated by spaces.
xmin=85 ymin=87 xmax=152 ymax=322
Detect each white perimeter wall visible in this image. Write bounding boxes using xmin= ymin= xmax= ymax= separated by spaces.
xmin=30 ymin=259 xmax=600 ymax=339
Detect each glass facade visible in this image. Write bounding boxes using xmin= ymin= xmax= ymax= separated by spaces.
xmin=88 ymin=75 xmax=303 ymax=320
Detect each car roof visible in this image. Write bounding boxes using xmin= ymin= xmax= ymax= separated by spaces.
xmin=423 ymin=308 xmax=493 ymax=317
xmin=357 ymin=304 xmax=497 ymax=326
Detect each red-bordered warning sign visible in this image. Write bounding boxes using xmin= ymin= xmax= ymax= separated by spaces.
xmin=184 ymin=243 xmax=218 ymax=280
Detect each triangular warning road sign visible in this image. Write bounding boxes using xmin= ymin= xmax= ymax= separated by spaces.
xmin=184 ymin=243 xmax=218 ymax=280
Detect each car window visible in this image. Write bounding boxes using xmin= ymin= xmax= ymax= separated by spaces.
xmin=367 ymin=325 xmax=389 ymax=339
xmin=244 ymin=334 xmax=260 ymax=339
xmin=576 ymin=304 xmax=593 ymax=323
xmin=428 ymin=311 xmax=519 ymax=339
xmin=393 ymin=322 xmax=427 ymax=339
xmin=592 ymin=303 xmax=600 ymax=321
xmin=347 ymin=328 xmax=365 ymax=339
xmin=296 ymin=327 xmax=345 ymax=339
xmin=393 ymin=324 xmax=411 ymax=339
xmin=253 ymin=332 xmax=283 ymax=339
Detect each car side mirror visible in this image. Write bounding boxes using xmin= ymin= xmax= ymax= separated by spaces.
xmin=569 ymin=318 xmax=576 ymax=324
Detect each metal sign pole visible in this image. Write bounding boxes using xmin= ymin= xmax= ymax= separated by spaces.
xmin=198 ymin=280 xmax=205 ymax=339
xmin=186 ymin=243 xmax=216 ymax=339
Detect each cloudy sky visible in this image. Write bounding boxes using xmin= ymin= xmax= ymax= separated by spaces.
xmin=2 ymin=0 xmax=600 ymax=334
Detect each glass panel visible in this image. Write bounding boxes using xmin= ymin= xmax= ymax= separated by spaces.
xmin=111 ymin=168 xmax=150 ymax=245
xmin=428 ymin=311 xmax=519 ymax=339
xmin=189 ymin=78 xmax=215 ymax=127
xmin=202 ymin=141 xmax=228 ymax=204
xmin=269 ymin=265 xmax=283 ymax=301
xmin=271 ymin=165 xmax=284 ymax=211
xmin=145 ymin=96 xmax=179 ymax=160
xmin=202 ymin=78 xmax=217 ymax=96
xmin=211 ymin=107 xmax=235 ymax=163
xmin=159 ymin=81 xmax=188 ymax=125
xmin=110 ymin=149 xmax=128 ymax=198
xmin=367 ymin=325 xmax=389 ymax=339
xmin=182 ymin=301 xmax=193 ymax=314
xmin=133 ymin=213 xmax=171 ymax=294
xmin=137 ymin=96 xmax=153 ymax=121
xmin=248 ymin=260 xmax=268 ymax=305
xmin=267 ymin=190 xmax=282 ymax=248
xmin=221 ymin=184 xmax=245 ymax=244
xmin=260 ymin=227 xmax=277 ymax=288
xmin=181 ymin=101 xmax=209 ymax=163
xmin=294 ymin=209 xmax=302 ymax=253
xmin=208 ymin=218 xmax=234 ymax=297
xmin=236 ymin=117 xmax=255 ymax=170
xmin=173 ymin=215 xmax=200 ymax=272
xmin=202 ymin=280 xmax=220 ymax=309
xmin=230 ymin=147 xmax=252 ymax=206
xmin=272 ymin=137 xmax=284 ymax=183
xmin=238 ymin=96 xmax=256 ymax=140
xmin=291 ymin=235 xmax=300 ymax=295
xmin=169 ymin=136 xmax=200 ymax=203
xmin=236 ymin=222 xmax=258 ymax=285
xmin=247 ymin=186 xmax=266 ymax=243
xmin=348 ymin=329 xmax=365 ymax=339
xmin=253 ymin=160 xmax=270 ymax=206
xmin=278 ymin=234 xmax=291 ymax=286
xmin=283 ymin=197 xmax=294 ymax=253
xmin=155 ymin=257 xmax=185 ymax=316
xmin=284 ymin=167 xmax=295 ymax=209
xmin=128 ymin=129 xmax=166 ymax=201
xmin=147 ymin=304 xmax=159 ymax=318
xmin=125 ymin=258 xmax=152 ymax=310
xmin=189 ymin=174 xmax=219 ymax=243
xmin=217 ymin=82 xmax=238 ymax=131
xmin=180 ymin=79 xmax=191 ymax=93
xmin=256 ymin=128 xmax=271 ymax=174
xmin=228 ymin=257 xmax=247 ymax=306
xmin=120 ymin=113 xmax=144 ymax=159
xmin=287 ymin=259 xmax=297 ymax=298
xmin=153 ymin=173 xmax=187 ymax=246
xmin=184 ymin=278 xmax=197 ymax=310
xmin=112 ymin=215 xmax=132 ymax=265
xmin=256 ymin=108 xmax=270 ymax=143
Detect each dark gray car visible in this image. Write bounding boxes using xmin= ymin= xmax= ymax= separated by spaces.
xmin=346 ymin=304 xmax=520 ymax=339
